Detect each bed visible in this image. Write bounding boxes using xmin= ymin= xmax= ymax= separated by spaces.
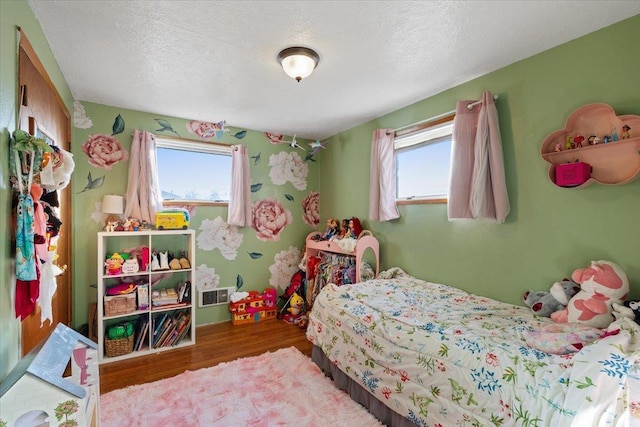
xmin=306 ymin=268 xmax=640 ymax=426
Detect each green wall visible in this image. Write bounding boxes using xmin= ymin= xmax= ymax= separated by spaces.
xmin=0 ymin=0 xmax=74 ymax=380
xmin=72 ymin=103 xmax=320 ymax=327
xmin=320 ymin=15 xmax=640 ymax=305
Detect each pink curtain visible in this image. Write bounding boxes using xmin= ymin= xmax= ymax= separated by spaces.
xmin=448 ymin=91 xmax=510 ymax=223
xmin=369 ymin=129 xmax=400 ymax=222
xmin=124 ymin=130 xmax=163 ymax=223
xmin=228 ymin=144 xmax=251 ymax=227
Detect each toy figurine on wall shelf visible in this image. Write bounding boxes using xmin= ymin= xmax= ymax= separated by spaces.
xmin=622 ymin=124 xmax=631 ymax=139
xmin=612 ymin=127 xmax=619 ymax=141
xmin=555 ymin=143 xmax=563 ymax=152
xmin=603 ymin=135 xmax=611 ymax=143
xmin=573 ymin=135 xmax=585 ymax=148
xmin=565 ymin=135 xmax=573 ymax=150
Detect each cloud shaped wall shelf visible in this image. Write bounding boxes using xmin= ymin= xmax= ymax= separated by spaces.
xmin=541 ymin=103 xmax=640 ymax=188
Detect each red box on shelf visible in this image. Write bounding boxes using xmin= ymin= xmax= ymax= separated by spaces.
xmin=555 ymin=162 xmax=592 ymax=187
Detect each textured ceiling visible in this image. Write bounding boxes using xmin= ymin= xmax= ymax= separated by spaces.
xmin=28 ymin=1 xmax=640 ymax=140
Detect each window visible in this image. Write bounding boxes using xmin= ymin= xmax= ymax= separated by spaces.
xmin=156 ymin=136 xmax=232 ymax=204
xmin=395 ymin=116 xmax=454 ymax=202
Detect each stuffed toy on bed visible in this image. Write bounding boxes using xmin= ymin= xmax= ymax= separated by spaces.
xmin=550 ymin=260 xmax=630 ymax=329
xmin=523 ymin=279 xmax=580 ymax=317
xmin=612 ymin=300 xmax=640 ymax=325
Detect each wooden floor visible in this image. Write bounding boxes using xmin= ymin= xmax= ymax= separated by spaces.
xmin=99 ymin=320 xmax=313 ymax=394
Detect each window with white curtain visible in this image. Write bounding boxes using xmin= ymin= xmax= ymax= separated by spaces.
xmin=395 ymin=117 xmax=454 ymax=202
xmin=156 ymin=136 xmax=232 ymax=204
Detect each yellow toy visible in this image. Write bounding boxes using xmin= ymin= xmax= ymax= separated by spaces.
xmin=287 ymin=292 xmax=304 ymax=316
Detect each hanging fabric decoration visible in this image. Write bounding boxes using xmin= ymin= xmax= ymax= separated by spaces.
xmin=11 ymin=129 xmax=54 ymax=320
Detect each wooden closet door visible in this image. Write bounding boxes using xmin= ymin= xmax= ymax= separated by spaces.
xmin=17 ymin=29 xmax=73 ymax=356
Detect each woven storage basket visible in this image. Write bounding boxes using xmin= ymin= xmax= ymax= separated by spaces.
xmin=104 ymin=293 xmax=136 ymax=316
xmin=105 ymin=334 xmax=134 ymax=357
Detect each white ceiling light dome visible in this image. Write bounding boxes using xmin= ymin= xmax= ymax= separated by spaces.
xmin=277 ymin=47 xmax=320 ymax=82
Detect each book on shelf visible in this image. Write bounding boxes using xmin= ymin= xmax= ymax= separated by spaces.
xmin=151 ymin=310 xmax=191 ymax=348
xmin=152 ymin=287 xmax=179 ymax=307
xmin=134 ymin=317 xmax=149 ymax=351
xmin=154 ymin=317 xmax=176 ymax=348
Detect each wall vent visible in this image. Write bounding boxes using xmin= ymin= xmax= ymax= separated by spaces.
xmin=199 ymin=286 xmax=235 ymax=308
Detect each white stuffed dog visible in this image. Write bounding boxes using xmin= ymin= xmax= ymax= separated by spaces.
xmin=551 ymin=260 xmax=629 ymax=328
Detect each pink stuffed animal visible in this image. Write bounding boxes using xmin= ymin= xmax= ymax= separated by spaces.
xmin=551 ymin=260 xmax=629 ymax=328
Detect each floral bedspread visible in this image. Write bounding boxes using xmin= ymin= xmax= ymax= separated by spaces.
xmin=306 ymin=272 xmax=640 ymax=426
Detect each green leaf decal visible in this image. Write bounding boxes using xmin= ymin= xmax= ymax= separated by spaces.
xmin=232 ymin=130 xmax=247 ymax=139
xmin=77 ymin=172 xmax=105 ymax=193
xmin=248 ymin=252 xmax=263 ymax=259
xmin=236 ymin=274 xmax=244 ymax=290
xmin=155 ymin=119 xmax=180 ymax=136
xmin=251 ymin=183 xmax=262 ymax=192
xmin=112 ymin=114 xmax=125 ymax=135
xmin=250 ymin=153 xmax=261 ymax=165
xmin=285 ymin=194 xmax=294 ymax=201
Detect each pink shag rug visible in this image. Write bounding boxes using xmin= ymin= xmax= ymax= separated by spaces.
xmin=100 ymin=346 xmax=384 ymax=426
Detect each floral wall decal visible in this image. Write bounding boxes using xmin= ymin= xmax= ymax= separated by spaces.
xmin=251 ymin=198 xmax=292 ymax=242
xmin=73 ymin=101 xmax=93 ymax=129
xmin=195 ymin=264 xmax=220 ymax=290
xmin=269 ymin=151 xmax=308 ymax=190
xmin=247 ymin=252 xmax=262 ymax=259
xmin=250 ymin=183 xmax=262 ymax=193
xmin=269 ymin=246 xmax=302 ymax=291
xmin=264 ymin=132 xmax=285 ymax=144
xmin=186 ymin=120 xmax=225 ymax=140
xmin=81 ymin=134 xmax=129 ymax=169
xmin=197 ymin=216 xmax=243 ymax=260
xmin=302 ymin=191 xmax=320 ymax=227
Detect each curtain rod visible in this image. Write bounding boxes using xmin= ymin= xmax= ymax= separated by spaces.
xmin=130 ymin=132 xmax=233 ymax=149
xmin=388 ymin=94 xmax=499 ymax=135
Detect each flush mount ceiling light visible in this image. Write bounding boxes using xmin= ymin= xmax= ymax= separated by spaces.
xmin=277 ymin=46 xmax=320 ymax=82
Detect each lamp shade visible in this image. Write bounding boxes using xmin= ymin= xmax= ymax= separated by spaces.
xmin=102 ymin=195 xmax=124 ymax=214
xmin=277 ymin=47 xmax=319 ymax=82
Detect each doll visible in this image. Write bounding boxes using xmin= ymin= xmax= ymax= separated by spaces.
xmin=349 ymin=217 xmax=363 ymax=239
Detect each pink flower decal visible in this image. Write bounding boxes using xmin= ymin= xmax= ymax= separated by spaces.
xmin=251 ymin=198 xmax=292 ymax=242
xmin=264 ymin=132 xmax=285 ymax=144
xmin=81 ymin=134 xmax=128 ymax=169
xmin=186 ymin=120 xmax=225 ymax=140
xmin=302 ymin=191 xmax=320 ymax=227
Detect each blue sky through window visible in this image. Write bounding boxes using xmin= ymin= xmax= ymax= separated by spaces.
xmin=157 ymin=147 xmax=231 ymax=201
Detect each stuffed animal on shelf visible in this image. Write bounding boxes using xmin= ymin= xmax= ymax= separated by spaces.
xmin=551 ymin=260 xmax=630 ymax=328
xmin=612 ymin=300 xmax=640 ymax=325
xmin=523 ymin=279 xmax=581 ymax=317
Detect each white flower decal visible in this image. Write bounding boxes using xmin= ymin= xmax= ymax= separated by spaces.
xmin=195 ymin=264 xmax=220 ymax=290
xmin=92 ymin=201 xmax=105 ymax=223
xmin=197 ymin=216 xmax=243 ymax=260
xmin=269 ymin=151 xmax=308 ymax=190
xmin=269 ymin=246 xmax=302 ymax=291
xmin=74 ymin=100 xmax=93 ymax=129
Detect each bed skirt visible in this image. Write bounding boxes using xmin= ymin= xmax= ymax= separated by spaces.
xmin=312 ymin=345 xmax=413 ymax=427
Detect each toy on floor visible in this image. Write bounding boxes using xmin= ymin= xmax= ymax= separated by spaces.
xmin=523 ymin=279 xmax=580 ymax=317
xmin=551 ymin=260 xmax=630 ymax=328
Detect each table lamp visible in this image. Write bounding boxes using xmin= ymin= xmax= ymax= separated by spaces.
xmin=102 ymin=195 xmax=124 ymax=229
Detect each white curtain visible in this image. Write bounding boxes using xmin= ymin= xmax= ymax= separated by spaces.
xmin=448 ymin=91 xmax=510 ymax=223
xmin=124 ymin=130 xmax=163 ymax=223
xmin=228 ymin=144 xmax=251 ymax=227
xmin=369 ymin=129 xmax=400 ymax=222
